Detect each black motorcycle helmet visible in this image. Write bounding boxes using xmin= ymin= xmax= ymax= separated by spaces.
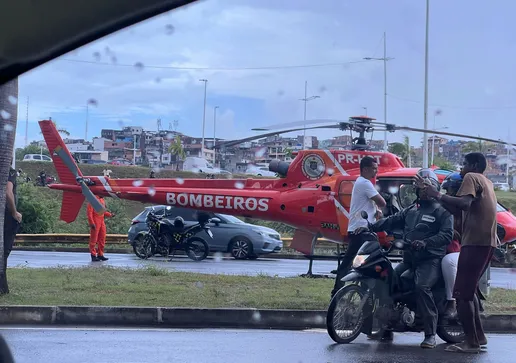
xmin=441 ymin=172 xmax=463 ymax=196
xmin=173 ymin=216 xmax=185 ymax=228
xmin=415 ymin=168 xmax=440 ymax=198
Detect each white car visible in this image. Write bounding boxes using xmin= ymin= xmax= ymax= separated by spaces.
xmin=493 ymin=182 xmax=510 ymax=192
xmin=183 ymin=156 xmax=221 ymax=174
xmin=245 ymin=166 xmax=277 ymax=177
xmin=23 ymin=154 xmax=52 ymax=162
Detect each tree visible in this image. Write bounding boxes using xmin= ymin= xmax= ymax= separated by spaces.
xmin=284 ymin=147 xmax=294 ymax=159
xmin=168 ymin=135 xmax=185 ymax=169
xmin=0 ymin=77 xmax=18 ymax=294
xmin=388 ymin=136 xmax=413 ymax=166
xmin=462 ymin=140 xmax=483 ymax=154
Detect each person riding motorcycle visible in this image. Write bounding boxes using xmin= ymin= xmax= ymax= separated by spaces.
xmin=364 ymin=168 xmax=453 ymax=349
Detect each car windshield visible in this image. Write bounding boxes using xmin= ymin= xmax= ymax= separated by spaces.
xmin=221 ymin=214 xmax=245 ymax=224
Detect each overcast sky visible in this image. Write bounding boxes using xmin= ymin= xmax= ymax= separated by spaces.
xmin=14 ymin=0 xmax=516 ymax=148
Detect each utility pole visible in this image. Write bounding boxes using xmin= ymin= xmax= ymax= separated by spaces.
xmin=199 ymin=79 xmax=208 ymax=158
xmin=362 ymin=106 xmax=368 ymax=116
xmin=25 ymin=96 xmax=29 ymax=147
xmin=363 ymin=32 xmax=394 ymax=152
xmin=213 ymin=106 xmax=219 ymax=165
xmin=173 ymin=120 xmax=178 ymax=132
xmin=422 ymin=0 xmax=430 ymax=168
xmin=299 ymin=81 xmax=320 ymax=150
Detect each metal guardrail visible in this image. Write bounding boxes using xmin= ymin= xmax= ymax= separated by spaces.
xmin=14 ymin=234 xmax=338 ymax=248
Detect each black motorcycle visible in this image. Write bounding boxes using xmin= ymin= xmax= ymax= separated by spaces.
xmin=326 ymin=211 xmax=467 ymax=344
xmin=133 ymin=207 xmax=216 ymax=262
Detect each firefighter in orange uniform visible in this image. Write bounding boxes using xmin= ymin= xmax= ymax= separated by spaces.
xmin=87 ymin=195 xmax=114 ymax=261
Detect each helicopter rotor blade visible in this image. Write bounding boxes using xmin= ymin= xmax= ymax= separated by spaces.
xmin=215 ymin=124 xmax=341 ymax=149
xmin=252 ymin=119 xmax=342 ymax=131
xmin=393 ymin=126 xmax=516 ymax=147
xmin=54 ymin=146 xmax=106 ymax=213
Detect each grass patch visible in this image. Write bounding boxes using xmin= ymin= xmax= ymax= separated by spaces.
xmin=0 ymin=267 xmax=514 ymax=313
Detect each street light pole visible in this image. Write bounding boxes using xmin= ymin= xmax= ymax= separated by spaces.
xmin=299 ymin=81 xmax=320 ymax=150
xmin=213 ymin=105 xmax=219 ymax=166
xmin=362 ymin=106 xmax=368 ymax=116
xmin=422 ymin=0 xmax=430 ymax=168
xmin=199 ymin=79 xmax=208 ymax=158
xmin=363 ymin=32 xmax=394 ymax=152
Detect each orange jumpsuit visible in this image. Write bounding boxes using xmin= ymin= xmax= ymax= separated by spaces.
xmin=87 ymin=196 xmax=113 ymax=257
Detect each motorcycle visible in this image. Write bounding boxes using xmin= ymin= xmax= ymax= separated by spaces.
xmin=326 ymin=211 xmax=468 ymax=344
xmin=133 ymin=207 xmax=217 ymax=262
xmin=34 ymin=175 xmax=56 ymax=186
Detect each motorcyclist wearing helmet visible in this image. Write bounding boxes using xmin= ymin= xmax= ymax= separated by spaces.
xmin=440 ymin=172 xmax=463 ymax=318
xmin=365 ymin=168 xmax=453 ymax=349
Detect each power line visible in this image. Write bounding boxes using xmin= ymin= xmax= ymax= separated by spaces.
xmin=388 ymin=94 xmax=516 ymax=110
xmin=58 ymin=58 xmax=371 ymax=71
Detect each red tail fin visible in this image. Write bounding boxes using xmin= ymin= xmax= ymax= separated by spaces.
xmin=39 ymin=119 xmax=83 ymax=185
xmin=61 ymin=192 xmax=85 ymax=223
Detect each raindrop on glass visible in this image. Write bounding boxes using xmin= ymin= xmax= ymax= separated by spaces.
xmin=1 ymin=110 xmax=11 ymax=120
xmin=132 ymin=179 xmax=144 ymax=187
xmin=375 ymin=184 xmax=381 ymax=191
xmin=111 ymin=55 xmax=117 ymax=64
xmin=155 ymin=77 xmax=162 ymax=83
xmin=213 ymin=252 xmax=223 ymax=263
xmin=277 ymin=90 xmax=285 ymax=97
xmin=148 ymin=187 xmax=156 ymax=196
xmin=176 ymin=178 xmax=185 ymax=185
xmin=314 ymin=315 xmax=324 ymax=324
xmin=87 ymin=98 xmax=98 ymax=106
xmin=317 ymin=164 xmax=325 ymax=172
xmin=252 ymin=311 xmax=261 ymax=321
xmin=7 ymin=95 xmax=17 ymax=105
xmin=255 ymin=147 xmax=267 ymax=158
xmin=194 ymin=281 xmax=204 ymax=289
xmin=118 ymin=120 xmax=125 ymax=128
xmin=326 ymin=167 xmax=334 ymax=175
xmin=166 ymin=133 xmax=174 ymax=140
xmin=319 ymin=86 xmax=327 ymax=93
xmin=93 ymin=52 xmax=101 ymax=61
xmin=165 ymin=24 xmax=175 ymax=35
xmin=4 ymin=124 xmax=14 ymax=131
xmin=234 ymin=181 xmax=245 ymax=189
xmin=134 ymin=62 xmax=145 ymax=71
xmin=104 ymin=46 xmax=111 ymax=55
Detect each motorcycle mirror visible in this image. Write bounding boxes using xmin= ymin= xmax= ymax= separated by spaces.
xmin=415 ymin=223 xmax=429 ymax=232
xmin=211 ymin=217 xmax=221 ymax=224
xmin=361 ymin=211 xmax=369 ymax=220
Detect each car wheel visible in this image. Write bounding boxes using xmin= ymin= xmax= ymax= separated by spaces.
xmin=230 ymin=237 xmax=253 ymax=260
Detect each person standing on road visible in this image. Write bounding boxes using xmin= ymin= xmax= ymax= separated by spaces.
xmin=331 ymin=156 xmax=386 ymax=297
xmin=416 ymin=152 xmax=497 ymax=354
xmin=2 ymin=167 xmax=22 ymax=293
xmin=87 ymin=195 xmax=114 ymax=262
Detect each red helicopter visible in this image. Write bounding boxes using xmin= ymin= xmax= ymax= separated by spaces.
xmin=39 ymin=116 xmax=516 ymax=274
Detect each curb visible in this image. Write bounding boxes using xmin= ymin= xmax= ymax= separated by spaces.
xmin=0 ymin=306 xmax=515 ymax=333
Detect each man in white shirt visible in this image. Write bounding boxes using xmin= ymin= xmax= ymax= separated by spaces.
xmin=331 ymin=156 xmax=386 ymax=297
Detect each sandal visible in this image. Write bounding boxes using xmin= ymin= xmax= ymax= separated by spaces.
xmin=445 ymin=343 xmax=481 ymax=354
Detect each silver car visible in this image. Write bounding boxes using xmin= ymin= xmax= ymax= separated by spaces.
xmin=128 ymin=205 xmax=283 ymax=259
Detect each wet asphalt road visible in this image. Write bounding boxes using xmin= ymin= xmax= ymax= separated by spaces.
xmin=0 ymin=327 xmax=513 ymax=363
xmin=8 ymin=250 xmax=516 ymax=289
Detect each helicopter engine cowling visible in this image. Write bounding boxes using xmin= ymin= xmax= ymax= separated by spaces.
xmin=269 ymin=159 xmax=289 ymax=177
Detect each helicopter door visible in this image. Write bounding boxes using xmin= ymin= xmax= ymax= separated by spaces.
xmin=334 ymin=175 xmax=358 ymax=235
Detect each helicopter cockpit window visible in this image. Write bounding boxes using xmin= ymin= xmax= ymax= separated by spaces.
xmin=399 ymin=184 xmax=417 ymax=208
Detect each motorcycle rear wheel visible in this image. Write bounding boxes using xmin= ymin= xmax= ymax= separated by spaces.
xmin=326 ymin=284 xmax=368 ymax=344
xmin=185 ymin=237 xmax=209 ymax=261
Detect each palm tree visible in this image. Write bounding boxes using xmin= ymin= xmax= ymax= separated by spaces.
xmin=39 ymin=119 xmax=70 ymax=137
xmin=388 ymin=136 xmax=412 ymax=166
xmin=0 ymin=77 xmax=18 ymax=294
xmin=168 ymin=135 xmax=186 ymax=169
xmin=284 ymin=147 xmax=294 ymax=159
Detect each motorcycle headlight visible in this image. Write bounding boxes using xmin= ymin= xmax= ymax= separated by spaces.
xmin=352 ymin=254 xmax=369 ymax=268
